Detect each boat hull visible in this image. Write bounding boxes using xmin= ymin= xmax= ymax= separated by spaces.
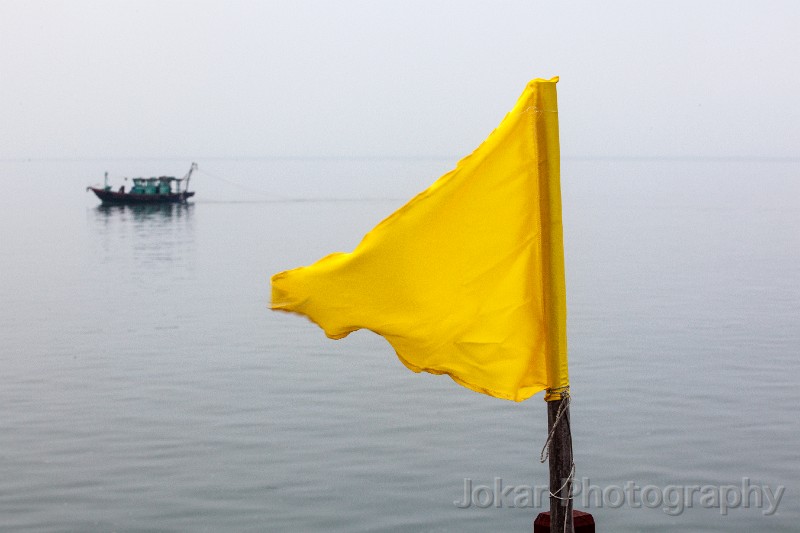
xmin=89 ymin=188 xmax=195 ymax=205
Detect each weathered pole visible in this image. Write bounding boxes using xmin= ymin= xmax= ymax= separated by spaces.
xmin=547 ymin=395 xmax=574 ymax=533
xmin=529 ymin=77 xmax=575 ymax=533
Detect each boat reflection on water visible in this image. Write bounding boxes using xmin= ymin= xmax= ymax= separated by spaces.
xmin=90 ymin=202 xmax=196 ymax=269
xmin=92 ymin=202 xmax=195 ymax=237
xmin=94 ymin=202 xmax=194 ymax=221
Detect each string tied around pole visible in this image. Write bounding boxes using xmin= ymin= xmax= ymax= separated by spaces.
xmin=540 ymin=387 xmax=575 ymax=533
xmin=539 ymin=387 xmax=570 ymax=464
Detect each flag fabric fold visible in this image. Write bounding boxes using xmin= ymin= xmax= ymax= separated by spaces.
xmin=271 ymin=77 xmax=568 ymax=402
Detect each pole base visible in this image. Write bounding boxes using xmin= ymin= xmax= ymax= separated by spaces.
xmin=533 ymin=510 xmax=595 ymax=532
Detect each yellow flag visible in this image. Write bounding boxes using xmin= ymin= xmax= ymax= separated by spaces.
xmin=271 ymin=78 xmax=568 ymax=402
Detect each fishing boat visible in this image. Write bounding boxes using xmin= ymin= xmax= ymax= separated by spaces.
xmin=87 ymin=162 xmax=197 ymax=204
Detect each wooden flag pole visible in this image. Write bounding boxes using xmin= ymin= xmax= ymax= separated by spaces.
xmin=547 ymin=394 xmax=574 ymax=533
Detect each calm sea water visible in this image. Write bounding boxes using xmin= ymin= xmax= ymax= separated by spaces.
xmin=1 ymin=157 xmax=798 ymax=532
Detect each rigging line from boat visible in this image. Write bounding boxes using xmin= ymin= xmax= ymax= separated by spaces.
xmin=195 ymin=168 xmax=289 ymax=200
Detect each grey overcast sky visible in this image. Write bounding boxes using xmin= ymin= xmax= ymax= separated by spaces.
xmin=1 ymin=0 xmax=798 ymax=159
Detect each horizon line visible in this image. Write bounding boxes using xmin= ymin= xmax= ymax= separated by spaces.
xmin=2 ymin=154 xmax=800 ymax=163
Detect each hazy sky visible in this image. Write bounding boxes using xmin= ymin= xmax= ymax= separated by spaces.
xmin=1 ymin=0 xmax=799 ymax=159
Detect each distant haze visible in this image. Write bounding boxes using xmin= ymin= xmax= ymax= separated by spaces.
xmin=1 ymin=0 xmax=798 ymax=159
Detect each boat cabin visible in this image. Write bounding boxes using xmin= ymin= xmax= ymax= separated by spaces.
xmin=130 ymin=176 xmax=183 ymax=195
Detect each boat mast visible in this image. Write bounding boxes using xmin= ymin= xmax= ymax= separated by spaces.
xmin=185 ymin=162 xmax=198 ymax=193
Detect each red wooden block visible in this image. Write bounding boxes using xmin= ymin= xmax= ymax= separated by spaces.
xmin=533 ymin=510 xmax=595 ymax=532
